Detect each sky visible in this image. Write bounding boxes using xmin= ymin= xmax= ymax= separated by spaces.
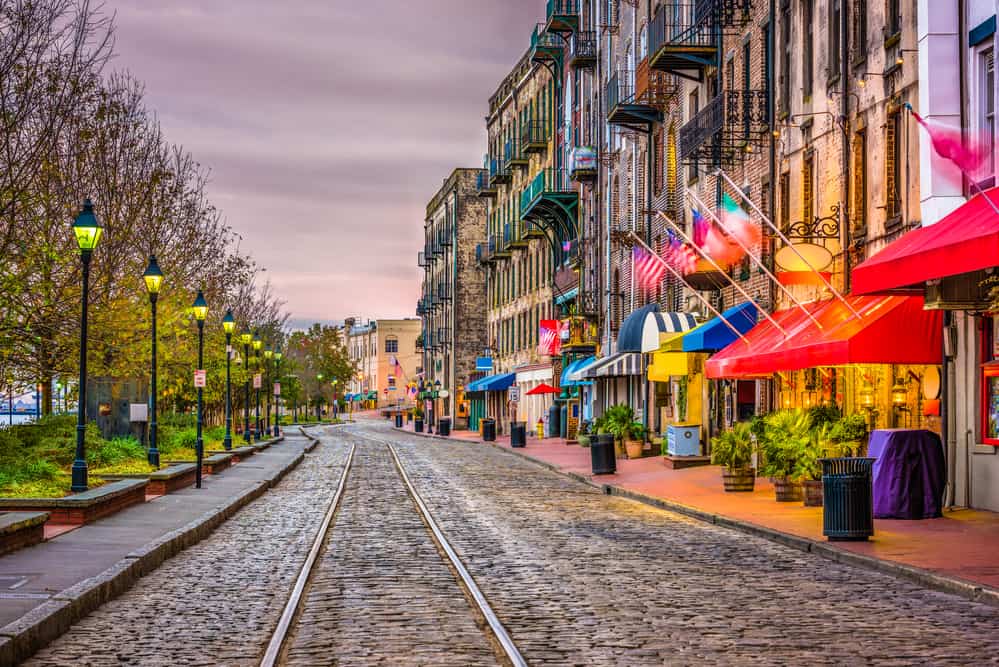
xmin=110 ymin=1 xmax=544 ymax=328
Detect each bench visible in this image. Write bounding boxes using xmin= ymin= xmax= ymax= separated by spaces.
xmin=0 ymin=512 xmax=49 ymax=556
xmin=207 ymin=446 xmax=255 ymax=463
xmin=146 ymin=463 xmax=198 ymax=495
xmin=200 ymin=453 xmax=234 ymax=475
xmin=0 ymin=479 xmax=148 ymax=525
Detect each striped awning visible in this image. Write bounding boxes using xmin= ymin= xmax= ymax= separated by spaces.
xmin=618 ymin=304 xmax=698 ymax=353
xmin=581 ymin=352 xmax=643 ymax=378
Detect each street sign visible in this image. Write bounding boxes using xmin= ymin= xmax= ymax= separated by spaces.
xmin=253 ymin=373 xmax=262 ymax=389
xmin=273 ymin=382 xmax=281 ymax=396
xmin=383 ymin=388 xmax=388 ymax=395
xmin=476 ymin=356 xmax=493 ymax=372
xmin=508 ymin=386 xmax=521 ymax=402
xmin=194 ymin=370 xmax=207 ymax=388
xmin=129 ymin=403 xmax=148 ymax=422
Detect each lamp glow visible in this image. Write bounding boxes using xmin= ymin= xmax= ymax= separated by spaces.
xmin=143 ymin=255 xmax=164 ymax=294
xmin=192 ymin=290 xmax=208 ymax=322
xmin=72 ymin=199 xmax=103 ymax=251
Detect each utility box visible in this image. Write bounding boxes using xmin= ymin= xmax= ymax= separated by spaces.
xmin=666 ymin=424 xmax=702 ymax=457
xmin=86 ymin=377 xmax=148 ymax=440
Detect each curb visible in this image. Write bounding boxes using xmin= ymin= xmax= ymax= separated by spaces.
xmin=299 ymin=426 xmax=320 ymax=452
xmin=393 ymin=427 xmax=999 ymax=609
xmin=0 ymin=438 xmax=309 ymax=665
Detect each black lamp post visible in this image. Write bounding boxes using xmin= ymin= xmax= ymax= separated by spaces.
xmin=71 ymin=199 xmax=102 ymax=492
xmin=331 ymin=379 xmax=338 ymax=421
xmin=274 ymin=348 xmax=283 ymax=435
xmin=222 ymin=310 xmax=235 ymax=450
xmin=143 ymin=255 xmax=164 ymax=468
xmin=192 ymin=290 xmax=208 ymax=488
xmin=316 ymin=373 xmax=324 ymax=421
xmin=263 ymin=346 xmax=273 ymax=436
xmin=240 ymin=332 xmax=252 ymax=444
xmin=252 ymin=331 xmax=262 ymax=441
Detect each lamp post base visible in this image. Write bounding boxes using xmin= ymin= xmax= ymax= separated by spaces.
xmin=148 ymin=448 xmax=160 ymax=468
xmin=71 ymin=460 xmax=88 ymax=493
xmin=222 ymin=435 xmax=232 ymax=451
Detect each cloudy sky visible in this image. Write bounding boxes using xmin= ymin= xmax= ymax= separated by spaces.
xmin=110 ymin=1 xmax=543 ymax=327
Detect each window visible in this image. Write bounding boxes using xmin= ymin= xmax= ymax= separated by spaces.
xmin=762 ymin=21 xmax=772 ymax=123
xmin=778 ymin=171 xmax=790 ymax=232
xmin=779 ymin=2 xmax=791 ymax=113
xmin=980 ymin=47 xmax=995 ymax=186
xmin=802 ymin=0 xmax=813 ymax=97
xmin=885 ymin=110 xmax=902 ymax=222
xmin=828 ymin=0 xmax=841 ymax=76
xmin=688 ymin=88 xmax=700 ymax=181
xmin=802 ymin=152 xmax=814 ymax=224
xmin=385 ymin=337 xmax=398 ymax=354
xmin=886 ymin=0 xmax=900 ymax=37
xmin=666 ymin=124 xmax=679 ymax=216
xmin=851 ymin=0 xmax=867 ymax=59
xmin=653 ymin=128 xmax=663 ymax=194
xmin=852 ymin=130 xmax=867 ymax=235
xmin=742 ymin=41 xmax=752 ymax=138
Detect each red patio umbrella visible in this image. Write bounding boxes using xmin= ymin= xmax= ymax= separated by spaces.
xmin=526 ymin=383 xmax=559 ymax=395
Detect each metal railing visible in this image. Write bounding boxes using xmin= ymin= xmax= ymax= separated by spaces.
xmin=649 ymin=1 xmax=716 ymax=55
xmin=521 ymin=119 xmax=548 ymax=152
xmin=475 ymin=169 xmax=491 ymax=193
xmin=530 ymin=23 xmax=562 ymax=52
xmin=547 ymin=0 xmax=579 ymax=17
xmin=605 ymin=70 xmax=635 ymax=112
xmin=679 ymin=90 xmax=769 ymax=160
xmin=570 ymin=31 xmax=597 ymax=64
xmin=521 ymin=168 xmax=573 ymax=215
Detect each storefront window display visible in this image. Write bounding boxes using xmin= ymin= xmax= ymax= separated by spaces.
xmin=980 ymin=315 xmax=999 ymax=445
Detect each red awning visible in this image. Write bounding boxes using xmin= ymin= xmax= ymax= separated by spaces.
xmin=705 ymin=295 xmax=942 ymax=379
xmin=852 ymin=187 xmax=999 ymax=295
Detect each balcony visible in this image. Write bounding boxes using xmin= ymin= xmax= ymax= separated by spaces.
xmin=561 ymin=315 xmax=599 ymax=353
xmin=479 ymin=237 xmax=497 ymax=264
xmin=439 ymin=225 xmax=453 ymax=247
xmin=437 ymin=283 xmax=451 ymax=302
xmin=489 ymin=157 xmax=512 ymax=186
xmin=544 ymin=0 xmax=579 ymax=34
xmin=418 ymin=251 xmax=427 ymax=268
xmin=475 ymin=168 xmax=496 ymax=198
xmin=569 ymin=31 xmax=597 ymax=69
xmin=521 ymin=168 xmax=578 ymax=231
xmin=605 ymin=69 xmax=664 ymax=128
xmin=508 ymin=218 xmax=530 ymax=250
xmin=679 ymin=90 xmax=769 ymax=166
xmin=521 ymin=120 xmax=548 ymax=154
xmin=437 ymin=327 xmax=452 ymax=346
xmin=503 ymin=139 xmax=529 ymax=171
xmin=492 ymin=232 xmax=511 ymax=260
xmin=529 ymin=23 xmax=563 ymax=64
xmin=648 ymin=1 xmax=717 ymax=80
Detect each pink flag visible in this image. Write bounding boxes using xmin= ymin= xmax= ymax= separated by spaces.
xmin=720 ymin=194 xmax=762 ymax=250
xmin=908 ymin=105 xmax=984 ymax=175
xmin=703 ymin=224 xmax=744 ymax=266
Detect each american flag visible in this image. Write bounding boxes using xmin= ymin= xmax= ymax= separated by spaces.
xmin=663 ymin=234 xmax=699 ymax=275
xmin=538 ymin=320 xmax=561 ymax=356
xmin=633 ymin=246 xmax=666 ymax=291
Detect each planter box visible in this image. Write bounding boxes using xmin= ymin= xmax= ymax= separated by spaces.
xmin=0 ymin=512 xmax=49 ymax=556
xmin=0 ymin=479 xmax=148 ymax=525
xmin=147 ymin=463 xmax=198 ymax=496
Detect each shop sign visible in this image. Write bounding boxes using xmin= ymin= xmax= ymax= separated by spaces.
xmin=476 ymin=356 xmax=494 ymax=371
xmin=570 ymin=146 xmax=597 ymax=179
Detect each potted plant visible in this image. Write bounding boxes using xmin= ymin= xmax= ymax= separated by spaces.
xmin=828 ymin=414 xmax=869 ymax=457
xmin=624 ymin=421 xmax=645 ymax=459
xmin=710 ymin=422 xmax=756 ymax=492
xmin=577 ymin=420 xmax=592 ymax=447
xmin=602 ymin=404 xmax=635 ymax=458
xmin=759 ymin=409 xmax=811 ymax=502
xmin=795 ymin=423 xmax=829 ymax=507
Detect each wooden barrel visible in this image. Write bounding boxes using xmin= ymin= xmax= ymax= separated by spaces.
xmin=721 ymin=467 xmax=756 ymax=492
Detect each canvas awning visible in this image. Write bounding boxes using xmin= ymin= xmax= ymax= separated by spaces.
xmin=682 ymin=302 xmax=758 ymax=352
xmin=704 ymin=295 xmax=943 ymax=379
xmin=648 ymin=352 xmax=699 ymax=381
xmin=561 ymin=356 xmax=595 ymax=386
xmin=617 ymin=304 xmax=698 ymax=353
xmin=465 ymin=372 xmax=516 ymax=392
xmin=852 ymin=186 xmax=999 ymax=295
xmin=581 ymin=352 xmax=643 ymax=378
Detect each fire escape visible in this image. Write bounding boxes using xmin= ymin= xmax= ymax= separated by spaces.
xmin=648 ymin=0 xmax=752 ymax=82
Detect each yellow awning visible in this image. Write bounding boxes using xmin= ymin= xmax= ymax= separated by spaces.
xmin=648 ymin=352 xmax=692 ymax=381
xmin=658 ymin=330 xmax=687 ymax=352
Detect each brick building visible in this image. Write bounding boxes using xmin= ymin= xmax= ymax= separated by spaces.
xmin=344 ymin=318 xmax=421 ymax=409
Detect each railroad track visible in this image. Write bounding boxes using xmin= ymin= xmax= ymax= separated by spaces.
xmin=260 ymin=430 xmax=527 ymax=666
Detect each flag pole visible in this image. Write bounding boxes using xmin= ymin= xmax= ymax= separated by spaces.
xmin=628 ymin=232 xmax=753 ymax=347
xmin=715 ymin=169 xmax=864 ymax=319
xmin=650 ymin=212 xmax=787 ymax=336
xmin=681 ymin=191 xmax=824 ymax=330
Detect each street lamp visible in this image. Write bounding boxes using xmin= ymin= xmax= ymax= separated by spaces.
xmin=240 ymin=331 xmax=252 ymax=444
xmin=263 ymin=346 xmax=273 ymax=436
xmin=221 ymin=310 xmax=235 ymax=450
xmin=252 ymin=331 xmax=262 ymax=440
xmin=71 ymin=199 xmax=102 ymax=492
xmin=143 ymin=255 xmax=164 ymax=468
xmin=274 ymin=348 xmax=282 ymax=435
xmin=317 ymin=373 xmax=324 ymax=421
xmin=192 ymin=290 xmax=208 ymax=489
xmin=331 ymin=379 xmax=338 ymax=421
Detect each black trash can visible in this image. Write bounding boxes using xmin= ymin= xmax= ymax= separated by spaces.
xmin=821 ymin=457 xmax=876 ymax=541
xmin=395 ymin=414 xmax=403 ymax=428
xmin=482 ymin=418 xmax=496 ymax=442
xmin=591 ymin=434 xmax=616 ymax=475
xmin=407 ymin=411 xmax=412 ymax=423
xmin=548 ymin=404 xmax=561 ymax=439
xmin=438 ymin=417 xmax=451 ymax=437
xmin=510 ymin=421 xmax=527 ymax=447
xmin=415 ymin=417 xmax=424 ymax=433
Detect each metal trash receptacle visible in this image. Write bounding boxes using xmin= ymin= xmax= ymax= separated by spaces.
xmin=548 ymin=404 xmax=561 ymax=438
xmin=821 ymin=457 xmax=876 ymax=541
xmin=414 ymin=417 xmax=424 ymax=434
xmin=482 ymin=418 xmax=496 ymax=442
xmin=510 ymin=421 xmax=526 ymax=447
xmin=438 ymin=417 xmax=451 ymax=437
xmin=394 ymin=413 xmax=403 ymax=428
xmin=591 ymin=434 xmax=616 ymax=475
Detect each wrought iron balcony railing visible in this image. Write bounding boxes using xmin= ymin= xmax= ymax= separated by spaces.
xmin=545 ymin=0 xmax=579 ymax=33
xmin=521 ymin=167 xmax=574 ymax=217
xmin=439 ymin=225 xmax=452 ymax=247
xmin=678 ymin=90 xmax=769 ymax=164
xmin=569 ymin=31 xmax=597 ymax=68
xmin=437 ymin=283 xmax=451 ymax=301
xmin=521 ymin=120 xmax=549 ymax=154
xmin=530 ymin=23 xmax=563 ymax=63
xmin=504 ymin=139 xmax=529 ymax=170
xmin=475 ymin=168 xmax=495 ymax=197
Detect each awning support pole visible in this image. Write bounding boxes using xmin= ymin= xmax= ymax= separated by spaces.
xmin=714 ymin=168 xmax=863 ymax=319
xmin=680 ymin=191 xmax=824 ymax=330
xmin=649 ymin=212 xmax=787 ymax=337
xmin=627 ymin=232 xmax=752 ymax=347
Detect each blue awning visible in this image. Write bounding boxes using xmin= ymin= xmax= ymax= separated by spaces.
xmin=561 ymin=356 xmax=595 ymax=387
xmin=682 ymin=302 xmax=758 ymax=352
xmin=466 ymin=372 xmax=516 ymax=392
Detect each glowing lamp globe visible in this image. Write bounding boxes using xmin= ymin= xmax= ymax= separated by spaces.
xmin=72 ymin=199 xmax=103 ymax=251
xmin=143 ymin=255 xmax=164 ymax=294
xmin=222 ymin=310 xmax=236 ymax=335
xmin=191 ymin=290 xmax=208 ymax=322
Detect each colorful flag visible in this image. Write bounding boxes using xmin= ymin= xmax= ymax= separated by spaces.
xmin=633 ymin=246 xmax=667 ymax=291
xmin=692 ymin=209 xmax=709 ymax=247
xmin=720 ymin=194 xmax=762 ymax=250
xmin=662 ymin=235 xmax=698 ymax=275
xmin=703 ymin=224 xmax=744 ymax=266
xmin=907 ymin=104 xmax=984 ymax=176
xmin=538 ymin=320 xmax=562 ymax=356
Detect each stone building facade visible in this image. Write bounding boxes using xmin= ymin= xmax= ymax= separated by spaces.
xmin=345 ymin=318 xmax=421 ymax=409
xmin=419 ymin=168 xmax=488 ymax=417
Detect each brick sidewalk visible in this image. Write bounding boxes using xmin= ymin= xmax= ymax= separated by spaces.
xmin=397 ymin=421 xmax=999 ymax=597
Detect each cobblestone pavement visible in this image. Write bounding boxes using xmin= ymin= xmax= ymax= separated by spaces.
xmin=373 ymin=423 xmax=999 ymax=666
xmin=26 ymin=431 xmax=351 ymax=667
xmin=280 ymin=436 xmax=498 ymax=666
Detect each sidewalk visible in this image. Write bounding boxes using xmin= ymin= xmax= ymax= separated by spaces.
xmin=400 ymin=423 xmax=999 ymax=602
xmin=0 ymin=431 xmax=314 ymax=649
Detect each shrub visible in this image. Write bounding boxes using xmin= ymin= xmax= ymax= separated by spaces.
xmin=711 ymin=422 xmax=755 ymax=469
xmin=758 ymin=410 xmax=812 ymax=479
xmin=88 ymin=436 xmax=145 ymax=468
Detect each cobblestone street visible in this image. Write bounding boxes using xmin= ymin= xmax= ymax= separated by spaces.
xmin=23 ymin=423 xmax=999 ymax=665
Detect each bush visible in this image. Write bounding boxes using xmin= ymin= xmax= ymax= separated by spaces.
xmin=758 ymin=410 xmax=812 ymax=479
xmin=807 ymin=404 xmax=842 ymax=430
xmin=88 ymin=436 xmax=145 ymax=468
xmin=711 ymin=422 xmax=755 ymax=469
